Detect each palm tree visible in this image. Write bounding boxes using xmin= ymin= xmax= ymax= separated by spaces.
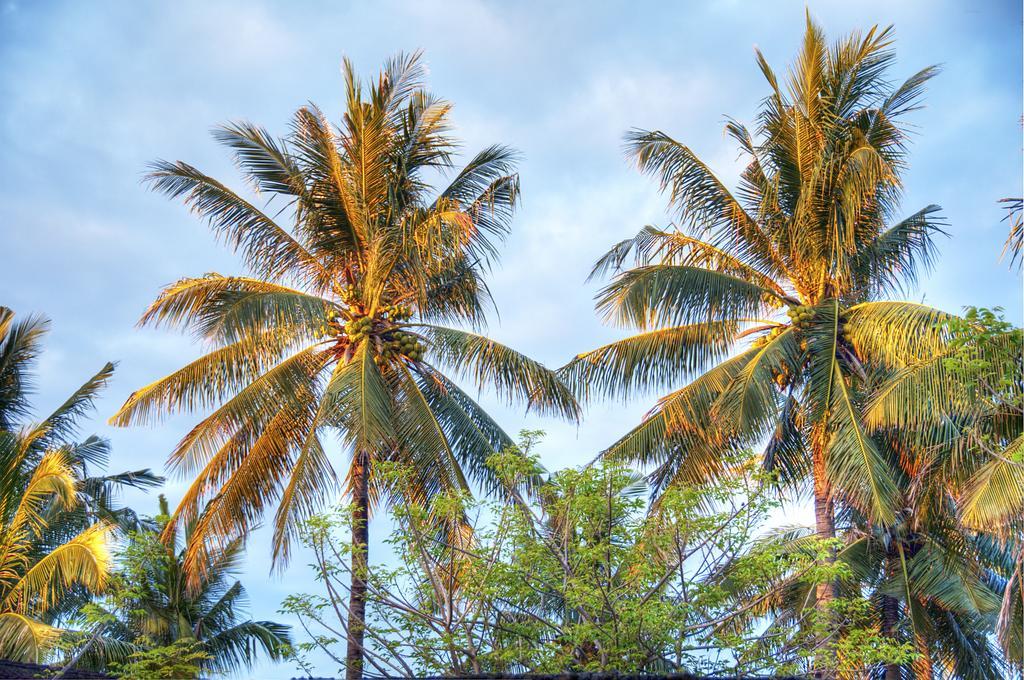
xmin=562 ymin=15 xmax=945 ymax=618
xmin=731 ymin=504 xmax=1010 ymax=678
xmin=0 ymin=306 xmax=159 ymax=662
xmin=866 ymin=304 xmax=1023 ymax=671
xmin=111 ymin=52 xmax=579 ymax=678
xmin=81 ymin=495 xmax=291 ymax=677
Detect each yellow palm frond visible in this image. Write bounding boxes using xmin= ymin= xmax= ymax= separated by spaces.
xmin=0 ymin=611 xmax=60 ymax=662
xmin=959 ymin=436 xmax=1024 ymax=529
xmin=4 ymin=449 xmax=77 ymax=543
xmin=5 ymin=522 xmax=112 ymax=614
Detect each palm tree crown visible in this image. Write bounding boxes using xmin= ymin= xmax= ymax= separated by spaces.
xmin=89 ymin=495 xmax=292 ymax=677
xmin=564 ymin=17 xmax=945 ymax=524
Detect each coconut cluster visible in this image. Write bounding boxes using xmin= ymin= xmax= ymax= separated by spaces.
xmin=341 ymin=312 xmax=425 ymax=363
xmin=379 ymin=329 xmax=424 ymax=362
xmin=787 ymin=305 xmax=815 ymax=330
xmin=381 ymin=304 xmax=413 ymax=322
xmin=344 ymin=315 xmax=376 ymax=342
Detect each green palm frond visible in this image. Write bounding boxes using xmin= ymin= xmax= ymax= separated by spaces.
xmin=763 ymin=393 xmax=809 ymax=487
xmin=212 ymin=121 xmax=307 ymax=199
xmin=559 ymin=321 xmax=737 ymax=401
xmin=423 ymin=325 xmax=580 ymax=421
xmin=851 ymin=204 xmax=946 ymax=297
xmin=36 ymin=363 xmax=115 ymax=448
xmin=590 ymin=226 xmax=785 ymax=296
xmin=714 ymin=326 xmax=800 ymax=435
xmin=410 ymin=365 xmax=517 ymax=494
xmin=604 ymin=348 xmax=759 ymax=489
xmin=145 ymin=161 xmax=326 ymax=285
xmin=201 ymin=619 xmax=292 ymax=675
xmin=624 ymin=130 xmax=783 ymax=275
xmin=327 ymin=342 xmax=398 ymax=456
xmin=595 ymin=264 xmax=786 ymax=330
xmin=0 ymin=309 xmax=48 ymax=430
xmin=392 ymin=362 xmax=471 ymax=497
xmin=137 ymin=274 xmax=331 ymax=344
xmin=0 ymin=612 xmax=60 ymax=662
xmin=804 ymin=301 xmax=898 ymax=523
xmin=959 ymin=436 xmax=1024 ymax=529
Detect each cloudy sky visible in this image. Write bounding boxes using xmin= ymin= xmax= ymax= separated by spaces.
xmin=2 ymin=1 xmax=1021 ymax=677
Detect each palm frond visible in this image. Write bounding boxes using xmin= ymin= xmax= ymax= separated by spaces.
xmin=0 ymin=612 xmax=60 ymax=662
xmin=422 ymin=325 xmax=580 ymax=421
xmin=7 ymin=522 xmax=111 ymax=613
xmin=137 ymin=274 xmax=331 ymax=344
xmin=959 ymin=436 xmax=1024 ymax=529
xmin=558 ymin=321 xmax=737 ymax=402
xmin=145 ymin=160 xmax=326 ymax=284
xmin=595 ymin=264 xmax=785 ymax=330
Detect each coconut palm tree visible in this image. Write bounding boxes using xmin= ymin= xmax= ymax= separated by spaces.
xmin=731 ymin=505 xmax=1010 ymax=678
xmin=0 ymin=307 xmax=160 ymax=662
xmin=561 ymin=17 xmax=946 ymax=619
xmin=866 ymin=304 xmax=1023 ymax=671
xmin=111 ymin=52 xmax=579 ymax=678
xmin=77 ymin=495 xmax=291 ymax=677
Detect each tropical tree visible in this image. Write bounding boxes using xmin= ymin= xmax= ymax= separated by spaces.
xmin=866 ymin=304 xmax=1024 ymax=673
xmin=738 ymin=474 xmax=1011 ymax=678
xmin=561 ymin=16 xmax=946 ymax=625
xmin=282 ymin=433 xmax=846 ymax=678
xmin=72 ymin=494 xmax=292 ymax=678
xmin=0 ymin=306 xmax=159 ymax=662
xmin=110 ymin=52 xmax=579 ymax=678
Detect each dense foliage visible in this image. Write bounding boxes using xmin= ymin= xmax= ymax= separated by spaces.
xmin=284 ymin=433 xmax=924 ymax=677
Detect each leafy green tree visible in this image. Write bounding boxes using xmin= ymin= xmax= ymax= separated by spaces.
xmin=108 ymin=639 xmax=211 ymax=680
xmin=562 ymin=16 xmax=947 ymax=628
xmin=110 ymin=53 xmax=578 ymax=678
xmin=0 ymin=307 xmax=160 ymax=662
xmin=281 ymin=433 xmax=905 ymax=677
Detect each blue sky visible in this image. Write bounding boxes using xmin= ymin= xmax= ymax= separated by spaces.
xmin=2 ymin=1 xmax=1021 ymax=677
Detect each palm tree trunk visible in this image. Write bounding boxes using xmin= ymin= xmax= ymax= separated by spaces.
xmin=911 ymin=631 xmax=933 ymax=678
xmin=345 ymin=452 xmax=370 ymax=680
xmin=812 ymin=436 xmax=837 ymax=679
xmin=880 ymin=592 xmax=901 ymax=680
xmin=812 ymin=440 xmax=837 ymax=605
